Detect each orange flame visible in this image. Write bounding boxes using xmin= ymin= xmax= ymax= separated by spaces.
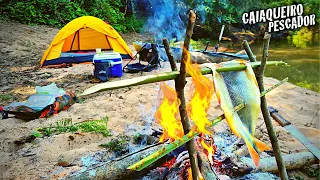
xmin=187 ymin=167 xmax=204 ymax=180
xmin=185 ymin=50 xmax=214 ymax=135
xmin=155 ymin=82 xmax=184 ymax=142
xmin=187 ymin=167 xmax=192 ymax=180
xmin=200 ymin=138 xmax=215 ymax=165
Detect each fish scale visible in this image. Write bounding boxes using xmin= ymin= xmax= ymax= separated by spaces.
xmin=220 ymin=61 xmax=260 ymax=135
xmin=206 ymin=60 xmax=269 ymax=166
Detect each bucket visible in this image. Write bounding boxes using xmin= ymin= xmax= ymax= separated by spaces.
xmin=96 ymin=48 xmax=102 ymax=54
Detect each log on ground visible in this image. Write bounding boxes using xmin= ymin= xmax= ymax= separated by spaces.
xmin=234 ymin=152 xmax=318 ymax=174
xmin=66 ymin=143 xmax=166 ymax=180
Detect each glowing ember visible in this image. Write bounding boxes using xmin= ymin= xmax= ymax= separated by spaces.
xmin=200 ymin=138 xmax=215 ymax=164
xmin=187 ymin=167 xmax=192 ymax=180
xmin=155 ymin=82 xmax=184 ymax=142
xmin=185 ymin=50 xmax=214 ymax=135
xmin=161 ymin=157 xmax=176 ymax=168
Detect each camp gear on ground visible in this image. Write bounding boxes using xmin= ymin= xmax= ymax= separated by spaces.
xmin=3 ymin=83 xmax=77 ymax=120
xmin=4 ymin=91 xmax=77 ymax=121
xmin=39 ymin=91 xmax=77 ymax=118
xmin=36 ymin=83 xmax=66 ymax=96
xmin=24 ymin=94 xmax=56 ymax=111
xmin=269 ymin=106 xmax=320 ymax=160
xmin=133 ymin=41 xmax=251 ymax=63
xmin=93 ymin=52 xmax=123 ymax=82
xmin=40 ymin=16 xmax=133 ymax=67
xmin=123 ymin=43 xmax=160 ymax=73
xmin=209 ymin=61 xmax=270 ymax=166
xmin=0 ymin=106 xmax=8 ymax=120
xmin=133 ymin=41 xmax=182 ymax=62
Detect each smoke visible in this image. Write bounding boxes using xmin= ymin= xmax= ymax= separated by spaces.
xmin=140 ymin=0 xmax=208 ymax=43
xmin=194 ymin=3 xmax=206 ymax=24
xmin=141 ymin=0 xmax=189 ymax=43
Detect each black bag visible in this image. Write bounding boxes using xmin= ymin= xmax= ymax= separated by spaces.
xmin=93 ymin=61 xmax=111 ymax=82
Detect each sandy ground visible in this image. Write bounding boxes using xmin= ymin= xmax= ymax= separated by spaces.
xmin=0 ymin=20 xmax=319 ymax=179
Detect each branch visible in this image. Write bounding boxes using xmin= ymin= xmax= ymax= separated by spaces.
xmin=81 ymin=61 xmax=287 ymax=96
xmin=163 ymin=38 xmax=177 ymax=71
xmin=256 ymin=32 xmax=289 ymax=180
xmin=176 ymin=10 xmax=199 ymax=180
xmin=242 ymin=40 xmax=257 ymax=62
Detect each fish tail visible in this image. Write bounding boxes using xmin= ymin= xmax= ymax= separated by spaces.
xmin=253 ymin=138 xmax=271 ymax=152
xmin=247 ymin=143 xmax=260 ymax=167
xmin=246 ymin=138 xmax=271 ymax=167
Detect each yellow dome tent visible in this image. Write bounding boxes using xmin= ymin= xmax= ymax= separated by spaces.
xmin=40 ymin=16 xmax=133 ymax=67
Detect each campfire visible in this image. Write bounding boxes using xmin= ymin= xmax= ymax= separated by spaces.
xmin=64 ymin=10 xmax=314 ymax=180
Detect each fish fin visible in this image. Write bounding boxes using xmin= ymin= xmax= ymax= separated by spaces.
xmin=247 ymin=144 xmax=260 ymax=167
xmin=254 ymin=138 xmax=271 ymax=152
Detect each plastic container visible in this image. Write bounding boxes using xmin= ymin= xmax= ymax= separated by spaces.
xmin=36 ymin=83 xmax=65 ymax=97
xmin=93 ymin=52 xmax=123 ymax=80
xmin=96 ymin=48 xmax=102 ymax=54
xmin=24 ymin=94 xmax=56 ymax=111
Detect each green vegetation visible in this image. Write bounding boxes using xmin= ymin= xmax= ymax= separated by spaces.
xmin=0 ymin=93 xmax=13 ymax=102
xmin=265 ymin=62 xmax=320 ymax=93
xmin=287 ymin=27 xmax=314 ymax=48
xmin=0 ymin=0 xmax=143 ymax=32
xmin=33 ymin=116 xmax=111 ymax=137
xmin=100 ymin=135 xmax=129 ymax=154
xmin=1 ymin=0 xmax=319 ymax=39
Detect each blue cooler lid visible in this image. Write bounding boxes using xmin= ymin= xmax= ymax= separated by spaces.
xmin=93 ymin=52 xmax=122 ymax=63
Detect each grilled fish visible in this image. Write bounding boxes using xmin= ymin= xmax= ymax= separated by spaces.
xmin=205 ymin=61 xmax=270 ymax=166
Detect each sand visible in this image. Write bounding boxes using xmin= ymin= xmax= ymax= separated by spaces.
xmin=0 ymin=20 xmax=319 ymax=179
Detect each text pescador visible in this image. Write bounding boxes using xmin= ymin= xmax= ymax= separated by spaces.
xmin=242 ymin=4 xmax=316 ymax=32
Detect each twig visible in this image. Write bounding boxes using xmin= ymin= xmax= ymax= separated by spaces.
xmin=242 ymin=40 xmax=257 ymax=62
xmin=176 ymin=10 xmax=199 ymax=180
xmin=256 ymin=32 xmax=289 ymax=180
xmin=163 ymin=38 xmax=177 ymax=71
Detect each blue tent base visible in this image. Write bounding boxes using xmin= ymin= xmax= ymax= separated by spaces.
xmin=42 ymin=52 xmax=132 ymax=67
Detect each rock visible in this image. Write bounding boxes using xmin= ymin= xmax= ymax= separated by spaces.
xmin=68 ymin=135 xmax=75 ymax=141
xmin=57 ymin=160 xmax=70 ymax=167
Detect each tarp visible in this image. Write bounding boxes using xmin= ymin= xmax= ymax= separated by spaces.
xmin=40 ymin=16 xmax=133 ymax=67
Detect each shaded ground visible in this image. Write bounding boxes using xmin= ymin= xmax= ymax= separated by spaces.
xmin=0 ymin=20 xmax=319 ymax=179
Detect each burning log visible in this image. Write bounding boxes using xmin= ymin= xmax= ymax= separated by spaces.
xmin=80 ymin=61 xmax=287 ymax=96
xmin=196 ymin=140 xmax=218 ymax=180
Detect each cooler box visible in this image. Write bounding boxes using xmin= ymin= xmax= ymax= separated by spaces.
xmin=93 ymin=52 xmax=123 ymax=81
